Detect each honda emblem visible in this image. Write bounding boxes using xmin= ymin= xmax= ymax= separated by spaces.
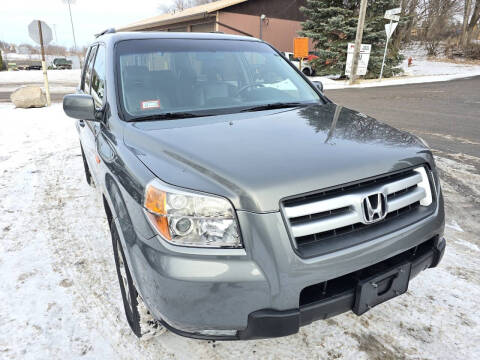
xmin=362 ymin=193 xmax=388 ymax=224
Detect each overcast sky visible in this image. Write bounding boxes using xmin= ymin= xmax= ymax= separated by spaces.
xmin=0 ymin=0 xmax=173 ymax=48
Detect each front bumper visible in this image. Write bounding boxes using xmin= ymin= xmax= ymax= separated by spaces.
xmin=127 ymin=210 xmax=444 ymax=340
xmin=237 ymin=236 xmax=445 ymax=340
xmin=124 ymin=182 xmax=445 ymax=341
xmin=155 ymin=236 xmax=445 ymax=340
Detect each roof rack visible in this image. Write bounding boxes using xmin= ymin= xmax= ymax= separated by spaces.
xmin=95 ymin=28 xmax=116 ymax=38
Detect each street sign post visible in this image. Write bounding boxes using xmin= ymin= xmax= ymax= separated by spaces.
xmin=379 ymin=8 xmax=401 ymax=80
xmin=28 ymin=20 xmax=51 ymax=106
xmin=294 ymin=37 xmax=309 ymax=71
xmin=345 ymin=43 xmax=371 ymax=77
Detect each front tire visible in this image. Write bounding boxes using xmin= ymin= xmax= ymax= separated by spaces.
xmin=110 ymin=221 xmax=165 ymax=339
xmin=302 ymin=68 xmax=311 ymax=76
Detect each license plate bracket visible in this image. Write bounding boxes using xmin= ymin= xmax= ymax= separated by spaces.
xmin=353 ymin=262 xmax=412 ymax=315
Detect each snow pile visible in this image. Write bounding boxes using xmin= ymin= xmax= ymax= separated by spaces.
xmin=0 ymin=104 xmax=479 ymax=359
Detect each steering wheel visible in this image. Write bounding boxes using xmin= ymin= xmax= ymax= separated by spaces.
xmin=235 ymin=83 xmax=265 ymax=97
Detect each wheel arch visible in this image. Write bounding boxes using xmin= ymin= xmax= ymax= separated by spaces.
xmin=102 ymin=172 xmax=153 ymax=301
xmin=103 ymin=193 xmax=114 ymax=225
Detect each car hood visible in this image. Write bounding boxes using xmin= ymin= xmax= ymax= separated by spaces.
xmin=124 ymin=103 xmax=433 ymax=213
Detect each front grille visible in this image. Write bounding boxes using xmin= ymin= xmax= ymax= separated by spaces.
xmin=282 ymin=167 xmax=435 ymax=258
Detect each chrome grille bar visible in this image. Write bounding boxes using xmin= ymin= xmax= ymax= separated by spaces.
xmin=284 ymin=170 xmax=428 ymax=239
xmin=388 ymin=187 xmax=426 ymax=212
xmin=291 ymin=210 xmax=361 ymax=238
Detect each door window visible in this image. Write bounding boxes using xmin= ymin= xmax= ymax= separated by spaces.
xmin=84 ymin=45 xmax=97 ymax=94
xmin=91 ymin=44 xmax=106 ymax=107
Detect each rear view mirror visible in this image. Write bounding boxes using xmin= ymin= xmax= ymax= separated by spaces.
xmin=63 ymin=94 xmax=96 ymax=121
xmin=312 ymin=81 xmax=323 ymax=93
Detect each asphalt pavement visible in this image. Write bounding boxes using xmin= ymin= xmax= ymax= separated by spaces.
xmin=326 ymin=76 xmax=480 ymax=158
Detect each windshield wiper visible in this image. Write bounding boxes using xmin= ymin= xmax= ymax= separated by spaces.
xmin=240 ymin=102 xmax=306 ymax=113
xmin=130 ymin=112 xmax=207 ymax=122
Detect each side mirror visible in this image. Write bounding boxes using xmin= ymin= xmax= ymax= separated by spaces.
xmin=63 ymin=94 xmax=96 ymax=121
xmin=312 ymin=81 xmax=323 ymax=93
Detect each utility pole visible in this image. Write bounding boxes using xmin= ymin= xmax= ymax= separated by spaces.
xmin=349 ymin=0 xmax=368 ymax=85
xmin=65 ymin=0 xmax=78 ymax=52
xmin=260 ymin=14 xmax=266 ymax=39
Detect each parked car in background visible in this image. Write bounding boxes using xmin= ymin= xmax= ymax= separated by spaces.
xmin=7 ymin=62 xmax=18 ymax=71
xmin=63 ymin=31 xmax=445 ymax=341
xmin=283 ymin=51 xmax=315 ymax=76
xmin=53 ymin=58 xmax=72 ymax=70
xmin=26 ymin=63 xmax=42 ymax=70
xmin=9 ymin=60 xmax=41 ymax=70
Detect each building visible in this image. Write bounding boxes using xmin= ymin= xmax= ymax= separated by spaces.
xmin=116 ymin=0 xmax=311 ymax=52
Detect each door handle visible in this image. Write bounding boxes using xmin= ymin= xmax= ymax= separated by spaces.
xmin=79 ymin=120 xmax=85 ymax=127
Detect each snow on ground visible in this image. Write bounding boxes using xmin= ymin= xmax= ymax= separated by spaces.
xmin=313 ymin=43 xmax=480 ymax=90
xmin=401 ymin=43 xmax=480 ymax=77
xmin=0 ymin=103 xmax=479 ymax=359
xmin=0 ymin=69 xmax=80 ymax=96
xmin=314 ymin=71 xmax=480 ymax=90
xmin=0 ymin=69 xmax=81 ymax=86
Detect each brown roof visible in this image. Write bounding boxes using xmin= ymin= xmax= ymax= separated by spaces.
xmin=117 ymin=0 xmax=248 ymax=31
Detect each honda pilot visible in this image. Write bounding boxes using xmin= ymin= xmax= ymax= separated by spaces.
xmin=63 ymin=32 xmax=445 ymax=340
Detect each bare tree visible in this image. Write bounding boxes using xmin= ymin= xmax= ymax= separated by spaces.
xmin=418 ymin=0 xmax=462 ymax=56
xmin=462 ymin=0 xmax=472 ymax=46
xmin=45 ymin=44 xmax=68 ymax=56
xmin=466 ymin=0 xmax=480 ymax=44
xmin=158 ymin=0 xmax=215 ymax=13
xmin=17 ymin=43 xmax=40 ymax=55
xmin=392 ymin=0 xmax=421 ymax=51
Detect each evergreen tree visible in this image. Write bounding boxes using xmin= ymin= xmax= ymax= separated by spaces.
xmin=0 ymin=50 xmax=3 ymax=71
xmin=300 ymin=0 xmax=404 ymax=78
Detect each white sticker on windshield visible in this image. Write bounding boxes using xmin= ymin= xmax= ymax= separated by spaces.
xmin=141 ymin=100 xmax=161 ymax=110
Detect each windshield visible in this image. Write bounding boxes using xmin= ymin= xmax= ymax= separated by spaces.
xmin=116 ymin=39 xmax=322 ymax=120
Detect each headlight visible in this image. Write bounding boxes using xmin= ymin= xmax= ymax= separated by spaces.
xmin=143 ymin=179 xmax=242 ymax=248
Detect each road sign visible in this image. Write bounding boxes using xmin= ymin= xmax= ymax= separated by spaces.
xmin=385 ymin=7 xmax=401 ymax=16
xmin=385 ymin=22 xmax=398 ymax=40
xmin=294 ymin=37 xmax=309 ymax=59
xmin=385 ymin=7 xmax=401 ymax=21
xmin=384 ymin=14 xmax=400 ymax=22
xmin=28 ymin=20 xmax=53 ymax=46
xmin=345 ymin=43 xmax=371 ymax=76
